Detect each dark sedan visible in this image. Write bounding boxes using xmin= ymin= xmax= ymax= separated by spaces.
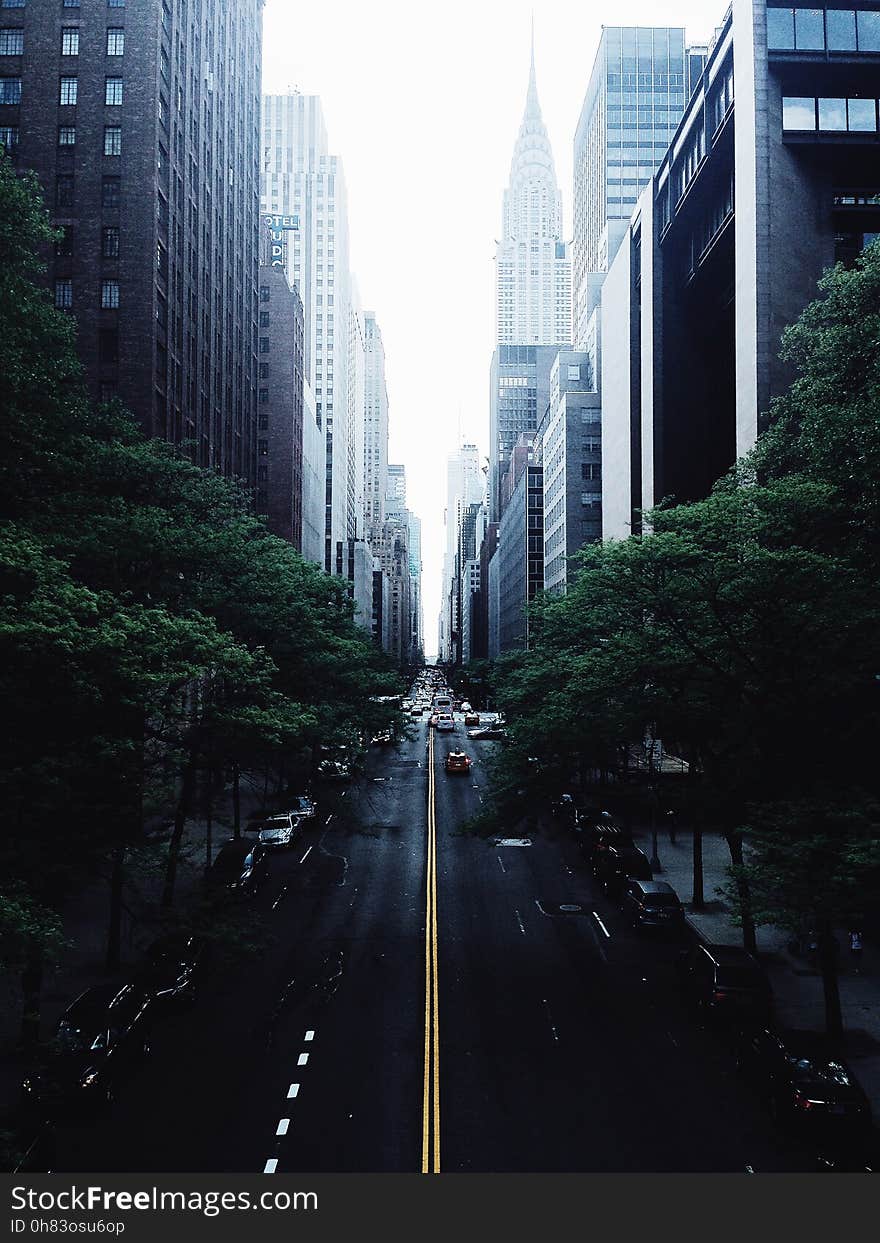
xmin=22 ymin=983 xmax=153 ymax=1116
xmin=133 ymin=932 xmax=208 ymax=1008
xmin=736 ymin=1028 xmax=872 ymax=1152
xmin=206 ymin=839 xmax=270 ymax=899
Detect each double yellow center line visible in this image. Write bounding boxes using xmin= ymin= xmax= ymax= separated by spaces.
xmin=422 ymin=728 xmax=441 ymax=1172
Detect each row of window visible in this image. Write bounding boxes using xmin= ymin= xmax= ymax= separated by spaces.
xmin=0 ymin=74 xmax=124 ymax=106
xmin=55 ymin=278 xmax=119 ymax=309
xmin=783 ymin=95 xmax=879 ymax=132
xmin=1 ymin=1 xmax=124 ymax=7
xmin=54 ymin=224 xmax=119 ymax=257
xmin=767 ymin=7 xmax=880 ymax=53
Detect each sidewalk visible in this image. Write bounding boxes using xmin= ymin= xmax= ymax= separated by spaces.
xmin=631 ymin=825 xmax=880 ymax=1119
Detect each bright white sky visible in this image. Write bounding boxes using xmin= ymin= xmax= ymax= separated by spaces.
xmin=262 ymin=0 xmax=720 ymax=658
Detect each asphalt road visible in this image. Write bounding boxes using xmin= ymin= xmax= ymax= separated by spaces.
xmin=47 ymin=714 xmax=814 ymax=1172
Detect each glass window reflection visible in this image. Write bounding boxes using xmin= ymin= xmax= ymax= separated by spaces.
xmin=826 ymin=10 xmax=857 ymax=50
xmin=782 ymin=96 xmax=816 ymax=129
xmin=857 ymin=10 xmax=880 ymax=51
xmin=818 ymin=97 xmax=847 ymax=130
xmin=847 ymin=97 xmax=877 ymax=130
xmin=767 ymin=8 xmax=795 ymax=49
xmin=796 ymin=8 xmax=825 ymax=49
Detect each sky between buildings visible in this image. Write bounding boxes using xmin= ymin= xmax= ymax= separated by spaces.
xmin=261 ymin=0 xmax=721 ymax=658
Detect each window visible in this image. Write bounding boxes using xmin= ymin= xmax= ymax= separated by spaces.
xmin=826 ymin=9 xmax=857 ymax=50
xmin=102 ymin=176 xmax=120 ymax=208
xmin=0 ymin=28 xmax=23 ymax=54
xmin=259 ymin=285 xmax=270 ymax=302
xmin=767 ymin=8 xmax=795 ymax=48
xmin=818 ymin=97 xmax=847 ymax=130
xmin=61 ymin=27 xmax=79 ymax=55
xmin=259 ymin=311 xmax=269 ymax=327
xmin=0 ymin=75 xmax=21 ymax=103
xmin=1 ymin=0 xmax=26 ymax=7
xmin=858 ymin=10 xmax=880 ymax=51
xmin=0 ymin=125 xmax=19 ymax=148
xmin=567 ymin=364 xmax=581 ymax=382
xmin=103 ymin=125 xmax=121 ymax=155
xmin=782 ymin=96 xmax=816 ymax=129
xmin=58 ymin=125 xmax=75 ymax=145
xmin=101 ymin=280 xmax=119 ymax=308
xmin=794 ymin=8 xmax=824 ymax=50
xmin=54 ymin=279 xmax=73 ymax=309
xmin=108 ymin=0 xmax=125 ymax=7
xmin=62 ymin=0 xmax=80 ymax=6
xmin=55 ymin=225 xmax=73 ymax=257
xmin=106 ymin=28 xmax=124 ymax=55
xmin=847 ymin=98 xmax=877 ymax=131
xmin=59 ymin=76 xmax=77 ymax=105
xmin=258 ymin=387 xmax=269 ymax=403
xmin=259 ymin=336 xmax=269 ymax=353
xmin=102 ymin=226 xmax=119 ymax=257
xmin=105 ymin=76 xmax=122 ymax=105
xmin=55 ymin=174 xmax=74 ymax=209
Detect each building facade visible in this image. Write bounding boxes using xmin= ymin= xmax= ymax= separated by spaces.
xmin=260 ymin=92 xmax=354 ymax=574
xmin=539 ymin=351 xmax=601 ymax=594
xmin=600 ymin=1 xmax=880 ymax=539
xmin=489 ymin=343 xmax=558 ymax=522
xmin=363 ymin=310 xmax=389 ymax=532
xmin=1 ymin=0 xmax=263 ymax=483
xmin=495 ymin=454 xmax=543 ymax=654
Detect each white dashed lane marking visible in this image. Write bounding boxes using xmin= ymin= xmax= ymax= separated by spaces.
xmin=297 ymin=1052 xmax=309 ymax=1066
xmin=304 ymin=1030 xmax=315 ymax=1042
xmin=592 ymin=912 xmax=611 ymax=938
xmin=514 ymin=908 xmax=526 ymax=937
xmin=287 ymin=1083 xmax=300 ymax=1099
xmin=263 ymin=1159 xmax=278 ymax=1174
xmin=276 ymin=1119 xmax=290 ymax=1136
xmin=497 ymin=855 xmax=507 ymax=874
xmin=299 ymin=846 xmax=313 ymax=864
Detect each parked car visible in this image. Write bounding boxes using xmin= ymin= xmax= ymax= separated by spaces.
xmin=621 ymin=879 xmax=685 ymax=931
xmin=580 ymin=815 xmax=634 ymax=862
xmin=317 ymin=756 xmax=352 ymax=780
xmin=207 ymin=839 xmax=270 ymax=899
xmin=371 ymin=729 xmax=395 ymax=745
xmin=22 ymin=983 xmax=153 ymax=1115
xmin=467 ymin=726 xmax=507 ymax=741
xmin=288 ymin=795 xmax=315 ymax=820
xmin=735 ymin=1027 xmax=872 ymax=1149
xmin=257 ymin=813 xmax=299 ymax=850
xmin=133 ymin=932 xmax=208 ymax=1008
xmin=594 ymin=844 xmax=653 ymax=897
xmin=444 ymin=750 xmax=472 ymax=774
xmin=676 ymin=942 xmax=773 ymax=1024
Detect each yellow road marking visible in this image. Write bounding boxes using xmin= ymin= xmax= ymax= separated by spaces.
xmin=422 ymin=728 xmax=441 ymax=1172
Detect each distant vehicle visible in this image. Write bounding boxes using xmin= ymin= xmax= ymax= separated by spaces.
xmin=460 ymin=701 xmax=473 ymax=713
xmin=677 ymin=943 xmax=773 ymax=1023
xmin=410 ymin=705 xmax=424 ymax=717
xmin=467 ymin=725 xmax=506 ymax=741
xmin=288 ymin=795 xmax=316 ymax=820
xmin=594 ymin=844 xmax=653 ymax=897
xmin=22 ymin=983 xmax=153 ymax=1114
xmin=207 ymin=839 xmax=270 ymax=898
xmin=371 ymin=729 xmax=395 ymax=745
xmin=579 ymin=814 xmax=633 ymax=860
xmin=133 ymin=932 xmax=208 ymax=1008
xmin=464 ymin=712 xmax=481 ymax=727
xmin=436 ymin=714 xmax=455 ymax=733
xmin=621 ymin=879 xmax=685 ymax=931
xmin=433 ymin=694 xmax=452 ymax=712
xmin=736 ymin=1028 xmax=872 ymax=1147
xmin=444 ymin=750 xmax=472 ymax=774
xmin=257 ymin=813 xmax=299 ymax=850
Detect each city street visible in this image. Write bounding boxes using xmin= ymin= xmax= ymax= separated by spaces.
xmin=48 ymin=717 xmax=810 ymax=1174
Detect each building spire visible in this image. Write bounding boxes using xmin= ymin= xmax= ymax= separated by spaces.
xmin=526 ymin=13 xmax=539 ymax=119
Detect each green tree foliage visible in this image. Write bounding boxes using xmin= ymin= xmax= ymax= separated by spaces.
xmin=0 ymin=153 xmax=401 ymax=1030
xmin=494 ymin=243 xmax=880 ymax=1031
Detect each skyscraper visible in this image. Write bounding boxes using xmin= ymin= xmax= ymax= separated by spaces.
xmin=2 ymin=0 xmax=264 ymax=483
xmin=494 ymin=33 xmax=571 ymax=347
xmin=363 ymin=311 xmax=389 ymax=534
xmin=260 ymin=92 xmax=353 ymax=574
xmin=572 ymin=27 xmax=689 ymax=302
xmin=489 ymin=343 xmax=558 ymax=522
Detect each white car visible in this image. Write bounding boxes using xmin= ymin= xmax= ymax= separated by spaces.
xmin=460 ymin=701 xmax=472 ymax=713
xmin=258 ymin=813 xmax=299 ymax=849
xmin=436 ymin=714 xmax=455 ymax=733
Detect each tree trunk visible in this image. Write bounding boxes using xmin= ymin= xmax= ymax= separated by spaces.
xmin=162 ymin=747 xmax=198 ymax=907
xmin=205 ymin=769 xmax=214 ymax=872
xmin=232 ymin=762 xmax=241 ymax=839
xmin=20 ymin=949 xmax=43 ymax=1052
xmin=726 ymin=831 xmax=757 ymax=954
xmin=692 ymin=821 xmax=704 ymax=908
xmin=106 ymin=842 xmax=126 ymax=971
xmin=818 ymin=918 xmax=844 ymax=1040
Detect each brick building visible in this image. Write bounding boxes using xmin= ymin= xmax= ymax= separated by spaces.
xmin=0 ymin=0 xmax=263 ymax=485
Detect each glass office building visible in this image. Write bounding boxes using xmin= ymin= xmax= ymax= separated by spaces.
xmin=573 ymin=27 xmax=692 ymax=294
